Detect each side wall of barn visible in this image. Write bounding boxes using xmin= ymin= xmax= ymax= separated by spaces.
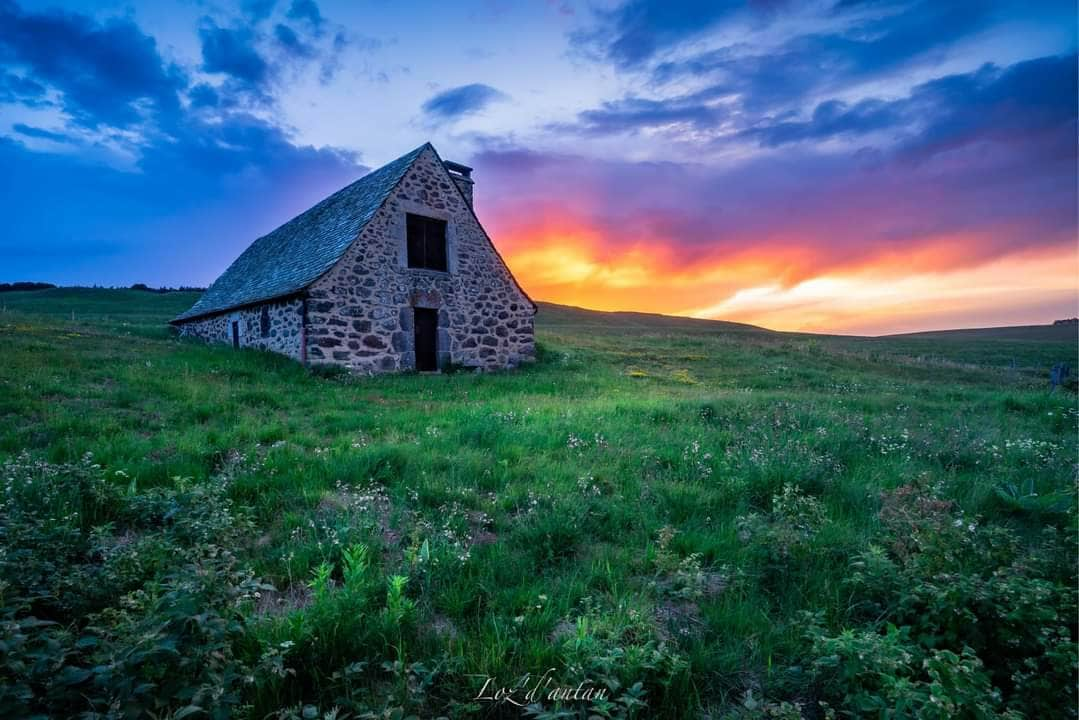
xmin=304 ymin=146 xmax=536 ymax=373
xmin=174 ymin=297 xmax=305 ymax=360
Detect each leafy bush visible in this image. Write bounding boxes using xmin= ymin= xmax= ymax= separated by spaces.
xmin=0 ymin=453 xmax=263 ymax=718
xmin=551 ymin=596 xmax=690 ymax=717
xmin=808 ymin=482 xmax=1077 ymax=718
xmin=736 ymin=483 xmax=827 ymax=561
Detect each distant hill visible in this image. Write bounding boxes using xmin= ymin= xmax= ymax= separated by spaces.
xmin=2 ymin=288 xmax=1073 ymax=347
xmin=535 ymin=301 xmax=774 ymax=335
xmin=884 ymin=324 xmax=1078 ymax=342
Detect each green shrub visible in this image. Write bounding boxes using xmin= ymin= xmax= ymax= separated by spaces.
xmin=809 ymin=483 xmax=1077 ymax=718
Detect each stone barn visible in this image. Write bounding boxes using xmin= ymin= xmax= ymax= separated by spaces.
xmin=171 ymin=143 xmax=536 ymax=373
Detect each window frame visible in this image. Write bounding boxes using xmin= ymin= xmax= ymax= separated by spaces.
xmin=405 ymin=212 xmax=449 ymax=272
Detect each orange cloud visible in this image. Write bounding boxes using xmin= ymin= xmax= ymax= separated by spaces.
xmin=497 ymin=221 xmax=1078 ymax=335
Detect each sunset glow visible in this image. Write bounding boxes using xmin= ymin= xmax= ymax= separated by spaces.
xmin=490 ymin=210 xmax=1078 ymax=334
xmin=497 ymin=238 xmax=1078 ymax=335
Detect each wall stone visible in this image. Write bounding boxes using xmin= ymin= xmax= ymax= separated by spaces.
xmin=304 ymin=146 xmax=535 ymax=373
xmin=176 ymin=297 xmax=304 ymax=360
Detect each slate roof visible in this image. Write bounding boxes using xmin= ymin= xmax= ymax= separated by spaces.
xmin=173 ymin=143 xmax=431 ymax=322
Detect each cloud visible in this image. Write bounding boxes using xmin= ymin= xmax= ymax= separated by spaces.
xmin=0 ymin=111 xmax=366 ymax=285
xmin=474 ymin=139 xmax=1075 ymax=325
xmin=421 ymin=83 xmax=508 ymax=122
xmin=902 ymin=53 xmax=1078 ymax=158
xmin=274 ymin=23 xmax=315 ymax=58
xmin=0 ymin=71 xmax=46 ymax=104
xmin=197 ymin=3 xmax=353 ymax=91
xmin=11 ymin=123 xmax=70 ymax=142
xmin=242 ymin=0 xmax=277 ymax=23
xmin=650 ymin=1 xmax=995 ymax=112
xmin=199 ymin=20 xmax=270 ymax=91
xmin=470 ymin=51 xmax=1076 ymax=309
xmin=572 ymin=0 xmax=750 ymax=69
xmin=287 ymin=0 xmax=323 ymax=30
xmin=560 ymin=1 xmax=1044 ymax=144
xmin=743 ymin=97 xmax=906 ymax=147
xmin=188 ymin=82 xmax=220 ymax=108
xmin=0 ymin=2 xmax=368 ymax=287
xmin=0 ymin=1 xmax=185 ymax=128
xmin=742 ymin=53 xmax=1078 ymax=151
xmin=552 ymin=89 xmax=726 ymax=136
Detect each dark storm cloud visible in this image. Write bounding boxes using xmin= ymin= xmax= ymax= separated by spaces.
xmin=421 ymin=83 xmax=508 ymax=122
xmin=0 ymin=0 xmax=185 ymax=128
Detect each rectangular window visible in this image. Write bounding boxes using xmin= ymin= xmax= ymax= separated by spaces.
xmin=406 ymin=213 xmax=448 ymax=271
xmin=260 ymin=306 xmax=270 ymax=337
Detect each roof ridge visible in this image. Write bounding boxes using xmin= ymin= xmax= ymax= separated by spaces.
xmin=172 ymin=143 xmax=431 ymax=322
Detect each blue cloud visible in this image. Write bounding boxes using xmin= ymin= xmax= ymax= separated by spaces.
xmin=573 ymin=0 xmax=750 ymax=69
xmin=0 ymin=1 xmax=368 ymax=286
xmin=0 ymin=0 xmax=185 ymax=128
xmin=743 ymin=54 xmax=1078 ymax=152
xmin=421 ymin=83 xmax=508 ymax=122
xmin=287 ymin=0 xmax=323 ymax=30
xmin=0 ymin=71 xmax=45 ymax=105
xmin=199 ymin=20 xmax=270 ymax=91
xmin=652 ymin=1 xmax=997 ymax=112
xmin=11 ymin=123 xmax=70 ymax=142
xmin=242 ymin=0 xmax=277 ymax=23
xmin=555 ymin=93 xmax=724 ymax=136
xmin=744 ymin=97 xmax=906 ymax=146
xmin=274 ymin=23 xmax=315 ymax=58
xmin=0 ymin=111 xmax=365 ymax=285
xmin=906 ymin=53 xmax=1078 ymax=157
xmin=188 ymin=82 xmax=220 ymax=108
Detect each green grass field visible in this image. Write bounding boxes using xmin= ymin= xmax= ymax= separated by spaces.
xmin=1 ymin=288 xmax=1075 ymax=719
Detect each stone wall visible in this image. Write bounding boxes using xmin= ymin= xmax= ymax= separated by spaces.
xmin=305 ymin=146 xmax=535 ymax=373
xmin=175 ymin=297 xmax=305 ymax=360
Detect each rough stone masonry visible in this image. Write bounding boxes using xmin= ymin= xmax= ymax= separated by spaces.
xmin=172 ymin=143 xmax=537 ymax=373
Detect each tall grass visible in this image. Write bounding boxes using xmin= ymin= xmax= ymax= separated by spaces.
xmin=0 ymin=289 xmax=1075 ymax=718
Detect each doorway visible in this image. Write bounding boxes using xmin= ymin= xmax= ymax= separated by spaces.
xmin=231 ymin=321 xmax=240 ymax=349
xmin=414 ymin=307 xmax=438 ymax=371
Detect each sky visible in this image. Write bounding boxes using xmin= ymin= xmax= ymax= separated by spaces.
xmin=0 ymin=0 xmax=1075 ymax=335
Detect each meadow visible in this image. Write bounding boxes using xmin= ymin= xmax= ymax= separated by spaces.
xmin=0 ymin=288 xmax=1075 ymax=719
